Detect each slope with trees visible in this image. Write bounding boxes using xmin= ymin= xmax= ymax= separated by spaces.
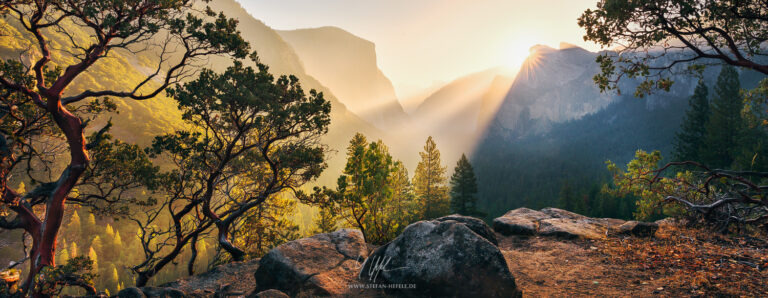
xmin=0 ymin=1 xmax=248 ymax=294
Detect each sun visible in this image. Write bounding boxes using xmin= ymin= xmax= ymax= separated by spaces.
xmin=502 ymin=37 xmax=536 ymax=72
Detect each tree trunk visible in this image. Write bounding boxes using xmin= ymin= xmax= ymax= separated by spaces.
xmin=188 ymin=234 xmax=198 ymax=276
xmin=216 ymin=222 xmax=245 ymax=262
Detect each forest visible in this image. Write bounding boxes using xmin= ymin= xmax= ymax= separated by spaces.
xmin=1 ymin=0 xmax=768 ymax=297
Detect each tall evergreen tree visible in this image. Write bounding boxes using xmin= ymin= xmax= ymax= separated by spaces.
xmin=449 ymin=154 xmax=481 ymax=216
xmin=703 ymin=65 xmax=744 ymax=168
xmin=673 ymin=80 xmax=710 ymax=162
xmin=414 ymin=136 xmax=449 ymax=219
xmin=312 ymin=207 xmax=339 ymax=235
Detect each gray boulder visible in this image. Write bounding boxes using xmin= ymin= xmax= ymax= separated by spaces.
xmin=359 ymin=215 xmax=522 ymax=298
xmin=436 ymin=214 xmax=498 ymax=245
xmin=254 ymin=229 xmax=368 ymax=296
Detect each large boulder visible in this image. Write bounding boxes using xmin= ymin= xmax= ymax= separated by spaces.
xmin=359 ymin=215 xmax=522 ymax=298
xmin=493 ymin=208 xmax=549 ymax=236
xmin=254 ymin=229 xmax=368 ymax=296
xmin=493 ymin=208 xmax=629 ymax=240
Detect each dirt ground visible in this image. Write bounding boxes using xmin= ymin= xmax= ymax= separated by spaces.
xmin=499 ymin=225 xmax=768 ymax=297
xmin=500 ymin=236 xmax=670 ymax=297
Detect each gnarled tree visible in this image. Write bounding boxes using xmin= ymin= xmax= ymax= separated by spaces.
xmin=0 ymin=0 xmax=248 ymax=294
xmin=130 ymin=58 xmax=331 ymax=286
xmin=579 ymin=0 xmax=768 ymax=96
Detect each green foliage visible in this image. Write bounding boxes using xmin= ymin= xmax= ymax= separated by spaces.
xmin=310 ymin=133 xmax=418 ymax=244
xmin=311 ymin=206 xmax=339 ymax=235
xmin=673 ymin=80 xmax=710 ymax=163
xmin=578 ymin=0 xmax=768 ymax=96
xmin=605 ymin=150 xmax=693 ymax=220
xmin=234 ymin=194 xmax=301 ymax=259
xmin=414 ymin=136 xmax=449 ymax=219
xmin=131 ymin=56 xmax=331 ymax=284
xmin=34 ymin=256 xmax=97 ymax=297
xmin=449 ymin=154 xmax=482 ymax=216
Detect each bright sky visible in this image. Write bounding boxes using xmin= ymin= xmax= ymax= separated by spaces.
xmin=235 ymin=0 xmax=602 ymax=99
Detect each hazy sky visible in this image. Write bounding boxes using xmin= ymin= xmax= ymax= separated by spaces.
xmin=235 ymin=0 xmax=602 ymax=99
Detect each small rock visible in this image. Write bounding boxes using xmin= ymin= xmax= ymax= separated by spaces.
xmin=617 ymin=221 xmax=659 ymax=237
xmin=253 ymin=289 xmax=289 ymax=298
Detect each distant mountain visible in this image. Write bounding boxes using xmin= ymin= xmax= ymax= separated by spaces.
xmin=489 ymin=44 xmax=615 ymax=138
xmin=472 ymin=44 xmax=767 ymax=218
xmin=277 ymin=26 xmax=409 ymax=130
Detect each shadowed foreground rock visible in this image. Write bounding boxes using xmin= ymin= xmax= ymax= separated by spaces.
xmin=253 ymin=229 xmax=368 ymax=296
xmin=117 ymin=287 xmax=185 ymax=298
xmin=359 ymin=215 xmax=522 ymax=298
xmin=493 ymin=207 xmax=654 ymax=239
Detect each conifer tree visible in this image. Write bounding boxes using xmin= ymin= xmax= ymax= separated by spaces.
xmin=389 ymin=161 xmax=418 ymax=226
xmin=69 ymin=242 xmax=78 ymax=259
xmin=58 ymin=248 xmax=70 ymax=266
xmin=113 ymin=231 xmax=122 ymax=249
xmin=91 ymin=236 xmax=103 ymax=254
xmin=449 ymin=154 xmax=482 ymax=216
xmin=67 ymin=210 xmax=82 ymax=242
xmin=414 ymin=136 xmax=450 ymax=219
xmin=703 ymin=65 xmax=744 ymax=168
xmin=85 ymin=213 xmax=97 ymax=236
xmin=108 ymin=264 xmax=119 ymax=293
xmin=105 ymin=224 xmax=115 ymax=239
xmin=312 ymin=207 xmax=339 ymax=234
xmin=673 ymin=80 xmax=711 ymax=162
xmin=88 ymin=247 xmax=99 ymax=273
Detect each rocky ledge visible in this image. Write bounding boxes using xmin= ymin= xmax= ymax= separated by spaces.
xmin=119 ymin=209 xmax=664 ymax=298
xmin=493 ymin=207 xmax=658 ymax=239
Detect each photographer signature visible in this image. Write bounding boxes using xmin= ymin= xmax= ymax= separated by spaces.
xmin=355 ymin=255 xmax=406 ymax=283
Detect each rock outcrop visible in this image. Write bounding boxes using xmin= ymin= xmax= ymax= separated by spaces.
xmin=359 ymin=215 xmax=522 ymax=298
xmin=253 ymin=229 xmax=368 ymax=296
xmin=494 ymin=207 xmax=654 ymax=239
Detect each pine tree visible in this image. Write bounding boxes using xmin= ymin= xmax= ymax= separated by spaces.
xmin=69 ymin=242 xmax=78 ymax=259
xmin=108 ymin=264 xmax=119 ymax=293
xmin=673 ymin=80 xmax=710 ymax=162
xmin=105 ymin=224 xmax=115 ymax=239
xmin=67 ymin=210 xmax=82 ymax=242
xmin=113 ymin=231 xmax=122 ymax=248
xmin=58 ymin=248 xmax=70 ymax=266
xmin=88 ymin=246 xmax=99 ymax=273
xmin=703 ymin=65 xmax=744 ymax=168
xmin=449 ymin=154 xmax=481 ymax=216
xmin=389 ymin=161 xmax=418 ymax=226
xmin=414 ymin=136 xmax=449 ymax=219
xmin=312 ymin=207 xmax=338 ymax=234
